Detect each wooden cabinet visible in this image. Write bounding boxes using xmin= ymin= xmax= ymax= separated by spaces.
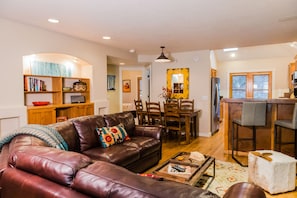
xmin=288 ymin=61 xmax=297 ymax=92
xmin=27 ymin=107 xmax=56 ymax=125
xmin=24 ymin=75 xmax=94 ymax=124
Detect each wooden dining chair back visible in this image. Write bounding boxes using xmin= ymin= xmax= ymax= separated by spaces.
xmin=164 ymin=102 xmax=185 ymax=143
xmin=134 ymin=99 xmax=147 ymax=125
xmin=179 ymin=99 xmax=196 ymax=138
xmin=179 ymin=99 xmax=194 ymax=113
xmin=166 ymin=98 xmax=179 ymax=105
xmin=145 ymin=101 xmax=163 ymax=126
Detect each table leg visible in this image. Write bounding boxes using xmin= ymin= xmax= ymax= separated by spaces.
xmin=185 ymin=115 xmax=190 ymax=144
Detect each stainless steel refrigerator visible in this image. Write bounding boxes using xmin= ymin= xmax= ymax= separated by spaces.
xmin=211 ymin=77 xmax=220 ymax=134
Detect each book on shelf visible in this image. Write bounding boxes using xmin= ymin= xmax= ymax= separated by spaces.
xmin=24 ymin=76 xmax=46 ymax=92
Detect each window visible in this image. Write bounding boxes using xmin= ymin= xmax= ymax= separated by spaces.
xmin=230 ymin=72 xmax=272 ymax=99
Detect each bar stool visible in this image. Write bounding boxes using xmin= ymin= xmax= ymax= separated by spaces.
xmin=232 ymin=102 xmax=267 ymax=167
xmin=274 ymin=103 xmax=297 ymax=159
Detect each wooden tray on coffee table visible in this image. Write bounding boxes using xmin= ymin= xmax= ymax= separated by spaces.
xmin=153 ymin=152 xmax=215 ymax=187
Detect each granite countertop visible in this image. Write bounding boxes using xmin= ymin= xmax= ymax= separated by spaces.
xmin=221 ymin=98 xmax=297 ymax=104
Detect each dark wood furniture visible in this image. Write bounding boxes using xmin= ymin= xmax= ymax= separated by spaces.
xmin=134 ymin=99 xmax=147 ymax=125
xmin=153 ymin=152 xmax=215 ymax=189
xmin=164 ymin=102 xmax=185 ymax=143
xmin=146 ymin=101 xmax=163 ymax=125
xmin=180 ymin=99 xmax=196 ymax=137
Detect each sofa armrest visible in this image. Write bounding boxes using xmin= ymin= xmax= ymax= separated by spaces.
xmin=223 ymin=182 xmax=266 ymax=198
xmin=134 ymin=125 xmax=162 ymax=140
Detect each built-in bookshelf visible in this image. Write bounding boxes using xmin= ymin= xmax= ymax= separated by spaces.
xmin=24 ymin=74 xmax=94 ymax=124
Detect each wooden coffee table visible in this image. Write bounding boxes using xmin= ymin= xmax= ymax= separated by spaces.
xmin=152 ymin=152 xmax=215 ymax=189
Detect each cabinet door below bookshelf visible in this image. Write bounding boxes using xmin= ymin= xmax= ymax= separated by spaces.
xmin=28 ymin=108 xmax=56 ymax=124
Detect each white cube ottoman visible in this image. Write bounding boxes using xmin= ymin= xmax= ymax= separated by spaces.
xmin=248 ymin=150 xmax=297 ymax=194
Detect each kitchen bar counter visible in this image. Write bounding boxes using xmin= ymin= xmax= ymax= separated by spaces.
xmin=222 ymin=98 xmax=297 ymax=157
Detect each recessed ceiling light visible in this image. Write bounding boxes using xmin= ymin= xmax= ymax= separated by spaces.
xmin=102 ymin=36 xmax=111 ymax=40
xmin=230 ymin=53 xmax=236 ymax=57
xmin=223 ymin=48 xmax=238 ymax=52
xmin=119 ymin=62 xmax=125 ymax=65
xmin=48 ymin=18 xmax=59 ymax=24
xmin=289 ymin=41 xmax=297 ymax=49
xmin=129 ymin=49 xmax=135 ymax=53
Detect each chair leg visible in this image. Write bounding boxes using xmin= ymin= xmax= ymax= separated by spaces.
xmin=252 ymin=126 xmax=256 ymax=151
xmin=277 ymin=127 xmax=282 ymax=152
xmin=274 ymin=124 xmax=281 ymax=152
xmin=231 ymin=122 xmax=248 ymax=167
xmin=295 ymin=129 xmax=297 ymax=159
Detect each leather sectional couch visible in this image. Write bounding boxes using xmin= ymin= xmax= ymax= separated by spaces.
xmin=0 ymin=111 xmax=266 ymax=198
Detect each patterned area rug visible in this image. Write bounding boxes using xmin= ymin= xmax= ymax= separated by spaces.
xmin=197 ymin=160 xmax=248 ymax=197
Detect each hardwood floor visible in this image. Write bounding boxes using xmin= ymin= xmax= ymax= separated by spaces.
xmin=151 ymin=124 xmax=297 ymax=198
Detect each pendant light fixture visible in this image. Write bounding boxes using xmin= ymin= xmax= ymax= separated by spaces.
xmin=155 ymin=46 xmax=171 ymax=63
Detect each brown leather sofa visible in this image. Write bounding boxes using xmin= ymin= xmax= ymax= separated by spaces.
xmin=0 ymin=111 xmax=162 ymax=173
xmin=1 ymin=146 xmax=221 ymax=198
xmin=0 ymin=111 xmax=266 ymax=198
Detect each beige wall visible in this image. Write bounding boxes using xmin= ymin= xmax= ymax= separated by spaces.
xmin=217 ymin=57 xmax=293 ymax=99
xmin=107 ymin=64 xmax=120 ymax=113
xmin=149 ymin=50 xmax=212 ymax=136
xmin=0 ymin=18 xmax=137 ymax=136
xmin=122 ymin=70 xmax=142 ymax=110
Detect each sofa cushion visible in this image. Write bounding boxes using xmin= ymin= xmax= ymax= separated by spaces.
xmin=71 ymin=161 xmax=210 ymax=198
xmin=116 ymin=111 xmax=136 ymax=136
xmin=48 ymin=120 xmax=80 ymax=152
xmin=123 ymin=136 xmax=161 ymax=158
xmin=9 ymin=146 xmax=92 ymax=186
xmin=82 ymin=144 xmax=140 ymax=167
xmin=1 ymin=168 xmax=90 ymax=198
xmin=104 ymin=114 xmax=121 ymax=127
xmin=97 ymin=124 xmax=130 ymax=148
xmin=72 ymin=115 xmax=106 ymax=151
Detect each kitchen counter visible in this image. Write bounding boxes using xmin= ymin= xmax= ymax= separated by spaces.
xmin=221 ymin=98 xmax=296 ymax=157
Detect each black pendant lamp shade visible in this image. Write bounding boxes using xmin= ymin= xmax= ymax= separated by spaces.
xmin=155 ymin=46 xmax=171 ymax=62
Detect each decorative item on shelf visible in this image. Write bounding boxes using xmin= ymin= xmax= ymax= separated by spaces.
xmin=71 ymin=95 xmax=85 ymax=104
xmin=159 ymin=86 xmax=172 ymax=100
xmin=73 ymin=80 xmax=87 ymax=91
xmin=32 ymin=101 xmax=50 ymax=106
xmin=62 ymin=87 xmax=72 ymax=91
xmin=155 ymin=46 xmax=171 ymax=63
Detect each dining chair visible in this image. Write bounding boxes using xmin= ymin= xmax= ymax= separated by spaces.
xmin=163 ymin=102 xmax=185 ymax=144
xmin=179 ymin=99 xmax=196 ymax=138
xmin=274 ymin=102 xmax=297 ymax=159
xmin=134 ymin=99 xmax=147 ymax=125
xmin=145 ymin=101 xmax=163 ymax=126
xmin=166 ymin=98 xmax=179 ymax=105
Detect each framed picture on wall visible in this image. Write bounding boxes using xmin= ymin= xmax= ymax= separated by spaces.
xmin=123 ymin=79 xmax=131 ymax=92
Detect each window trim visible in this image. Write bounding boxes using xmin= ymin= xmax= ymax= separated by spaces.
xmin=229 ymin=71 xmax=272 ymax=99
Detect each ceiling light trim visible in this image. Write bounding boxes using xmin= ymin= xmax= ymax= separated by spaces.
xmin=223 ymin=48 xmax=238 ymax=52
xmin=48 ymin=18 xmax=60 ymax=24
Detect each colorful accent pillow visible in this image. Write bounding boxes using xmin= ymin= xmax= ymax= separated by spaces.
xmin=96 ymin=124 xmax=130 ymax=148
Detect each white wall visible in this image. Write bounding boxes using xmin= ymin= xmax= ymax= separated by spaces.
xmin=0 ymin=18 xmax=137 ymax=136
xmin=148 ymin=50 xmax=212 ymax=136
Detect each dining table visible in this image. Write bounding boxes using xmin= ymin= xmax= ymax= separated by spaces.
xmin=179 ymin=109 xmax=201 ymax=144
xmin=136 ymin=108 xmax=201 ymax=144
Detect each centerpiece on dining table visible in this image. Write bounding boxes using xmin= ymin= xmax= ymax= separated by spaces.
xmin=159 ymin=87 xmax=172 ymax=101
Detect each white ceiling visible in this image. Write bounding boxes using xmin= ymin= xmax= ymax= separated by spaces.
xmin=1 ymin=0 xmax=297 ymax=61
